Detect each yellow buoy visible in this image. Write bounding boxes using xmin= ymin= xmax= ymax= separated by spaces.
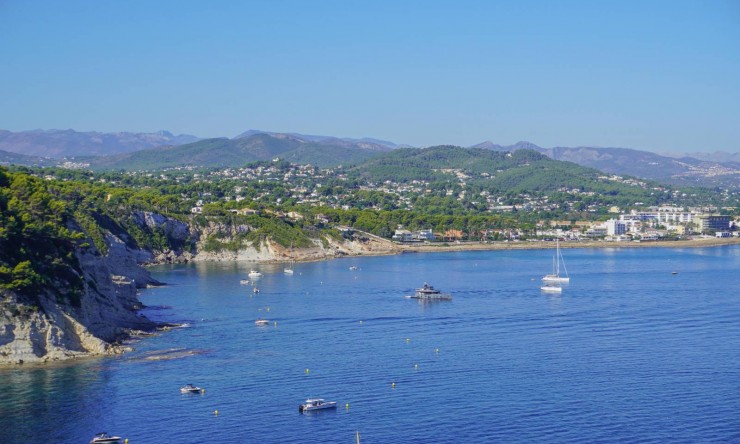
xmin=406 ymin=338 xmax=410 ymax=343
xmin=213 ymin=409 xmax=219 ymax=416
xmin=359 ymin=320 xmax=363 ymax=325
xmin=345 ymin=403 xmax=350 ymax=410
xmin=305 ymin=368 xmax=310 ymax=374
xmin=124 ymin=440 xmax=128 ymax=444
xmin=201 ymin=389 xmax=205 ymax=394
xmin=391 ymin=382 xmax=396 ymax=389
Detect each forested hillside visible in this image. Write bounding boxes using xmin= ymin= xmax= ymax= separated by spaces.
xmin=89 ymin=133 xmax=389 ymax=170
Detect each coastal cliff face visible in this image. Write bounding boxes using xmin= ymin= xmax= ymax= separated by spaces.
xmin=153 ymin=218 xmax=399 ymax=263
xmin=0 ymin=232 xmax=160 ymax=365
xmin=186 ymin=235 xmax=397 ymax=262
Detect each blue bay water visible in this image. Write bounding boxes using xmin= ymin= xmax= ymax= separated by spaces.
xmin=1 ymin=246 xmax=739 ymax=443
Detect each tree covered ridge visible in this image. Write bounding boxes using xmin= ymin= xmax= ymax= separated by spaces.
xmin=0 ymin=167 xmax=86 ymax=302
xmin=0 ymin=167 xmax=195 ymax=302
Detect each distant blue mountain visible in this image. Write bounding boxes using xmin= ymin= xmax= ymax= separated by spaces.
xmin=234 ymin=129 xmax=399 ymax=149
xmin=0 ymin=129 xmax=200 ymax=158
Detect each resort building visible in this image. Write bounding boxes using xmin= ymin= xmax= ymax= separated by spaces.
xmin=605 ymin=219 xmax=627 ymax=236
xmin=696 ymin=215 xmax=732 ymax=233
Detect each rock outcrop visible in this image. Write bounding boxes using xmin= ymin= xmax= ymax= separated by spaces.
xmin=0 ymin=232 xmax=161 ymax=365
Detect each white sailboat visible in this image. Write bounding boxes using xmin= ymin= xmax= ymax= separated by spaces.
xmin=542 ymin=239 xmax=570 ymax=283
xmin=284 ymin=260 xmax=294 ymax=275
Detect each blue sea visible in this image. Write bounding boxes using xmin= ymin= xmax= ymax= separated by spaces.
xmin=2 ymin=246 xmax=739 ymax=443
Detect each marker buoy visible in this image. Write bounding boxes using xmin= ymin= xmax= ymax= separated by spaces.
xmin=213 ymin=410 xmax=219 ymax=416
xmin=346 ymin=403 xmax=350 ymax=410
xmin=305 ymin=368 xmax=310 ymax=374
xmin=406 ymin=338 xmax=410 ymax=343
xmin=391 ymin=382 xmax=396 ymax=389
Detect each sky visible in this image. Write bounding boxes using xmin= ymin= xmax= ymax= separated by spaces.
xmin=1 ymin=1 xmax=738 ymax=152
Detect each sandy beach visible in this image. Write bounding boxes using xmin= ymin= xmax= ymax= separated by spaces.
xmin=396 ymin=236 xmax=740 ymax=253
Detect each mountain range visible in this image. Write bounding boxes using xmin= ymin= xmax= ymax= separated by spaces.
xmin=86 ymin=132 xmax=393 ymax=170
xmin=0 ymin=129 xmax=199 ymax=158
xmin=0 ymin=128 xmax=737 ymax=188
xmin=470 ymin=141 xmax=739 ymax=189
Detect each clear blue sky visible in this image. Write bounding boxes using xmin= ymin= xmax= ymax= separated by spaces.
xmin=1 ymin=0 xmax=738 ymax=152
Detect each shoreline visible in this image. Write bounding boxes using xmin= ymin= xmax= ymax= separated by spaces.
xmin=164 ymin=236 xmax=740 ymax=265
xmin=394 ymin=236 xmax=740 ymax=254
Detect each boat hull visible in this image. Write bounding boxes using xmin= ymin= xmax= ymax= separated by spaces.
xmin=541 ymin=286 xmax=562 ymax=293
xmin=542 ymin=275 xmax=570 ymax=283
xmin=409 ymin=294 xmax=452 ymax=301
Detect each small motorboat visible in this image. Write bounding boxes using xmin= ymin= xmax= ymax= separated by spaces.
xmin=253 ymin=287 xmax=260 ymax=294
xmin=90 ymin=432 xmax=122 ymax=444
xmin=409 ymin=283 xmax=452 ymax=300
xmin=349 ymin=266 xmax=358 ymax=271
xmin=240 ymin=279 xmax=250 ymax=285
xmin=180 ymin=383 xmax=204 ymax=394
xmin=299 ymin=398 xmax=337 ymax=412
xmin=248 ymin=270 xmax=262 ymax=278
xmin=540 ymin=283 xmax=562 ymax=293
xmin=255 ymin=319 xmax=270 ymax=326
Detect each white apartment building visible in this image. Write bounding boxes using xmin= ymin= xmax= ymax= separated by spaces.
xmin=605 ymin=219 xmax=627 ymax=236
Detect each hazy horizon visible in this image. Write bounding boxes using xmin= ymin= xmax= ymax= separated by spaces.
xmin=1 ymin=1 xmax=738 ymax=153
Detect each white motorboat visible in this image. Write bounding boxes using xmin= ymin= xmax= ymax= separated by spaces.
xmin=349 ymin=266 xmax=358 ymax=271
xmin=542 ymin=239 xmax=570 ymax=283
xmin=240 ymin=279 xmax=250 ymax=285
xmin=253 ymin=287 xmax=260 ymax=294
xmin=541 ymin=283 xmax=562 ymax=293
xmin=180 ymin=383 xmax=204 ymax=394
xmin=299 ymin=398 xmax=337 ymax=412
xmin=90 ymin=433 xmax=122 ymax=444
xmin=255 ymin=318 xmax=269 ymax=326
xmin=409 ymin=282 xmax=452 ymax=300
xmin=248 ymin=270 xmax=262 ymax=278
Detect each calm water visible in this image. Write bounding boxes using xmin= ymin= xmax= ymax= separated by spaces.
xmin=2 ymin=246 xmax=739 ymax=443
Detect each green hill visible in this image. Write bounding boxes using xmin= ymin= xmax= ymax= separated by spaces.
xmin=89 ymin=133 xmax=387 ymax=170
xmin=352 ymin=145 xmax=597 ymax=185
xmin=349 ymin=145 xmax=672 ymax=207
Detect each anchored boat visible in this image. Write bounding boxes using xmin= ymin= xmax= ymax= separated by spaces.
xmin=542 ymin=239 xmax=570 ymax=283
xmin=90 ymin=433 xmax=122 ymax=444
xmin=180 ymin=384 xmax=204 ymax=394
xmin=299 ymin=398 xmax=337 ymax=412
xmin=409 ymin=283 xmax=452 ymax=300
